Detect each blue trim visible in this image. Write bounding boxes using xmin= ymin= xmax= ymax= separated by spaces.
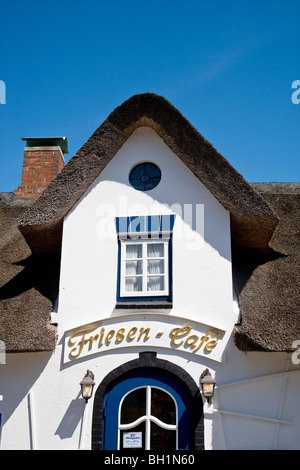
xmin=168 ymin=235 xmax=173 ymax=301
xmin=115 ymin=215 xmax=175 ymax=238
xmin=103 ymin=370 xmax=192 ymax=450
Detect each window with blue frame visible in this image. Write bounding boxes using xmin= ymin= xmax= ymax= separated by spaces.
xmin=115 ymin=215 xmax=175 ymax=302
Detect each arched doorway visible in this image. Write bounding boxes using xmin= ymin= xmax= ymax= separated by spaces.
xmin=92 ymin=352 xmax=204 ymax=450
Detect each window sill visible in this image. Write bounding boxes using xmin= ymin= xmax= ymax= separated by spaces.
xmin=116 ymin=300 xmax=173 ymax=310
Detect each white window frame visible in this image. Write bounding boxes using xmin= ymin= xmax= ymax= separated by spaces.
xmin=118 ymin=386 xmax=178 ymax=450
xmin=120 ymin=238 xmax=169 ymax=298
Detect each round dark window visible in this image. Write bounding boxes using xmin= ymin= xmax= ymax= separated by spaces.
xmin=129 ymin=162 xmax=161 ymax=191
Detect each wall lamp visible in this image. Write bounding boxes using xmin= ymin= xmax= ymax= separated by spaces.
xmin=80 ymin=370 xmax=95 ymax=403
xmin=200 ymin=368 xmax=216 ymax=404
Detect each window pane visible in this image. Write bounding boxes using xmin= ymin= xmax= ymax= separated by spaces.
xmin=150 ymin=421 xmax=176 ymax=451
xmin=147 ymin=243 xmax=164 ymax=258
xmin=126 ymin=260 xmax=142 ymax=275
xmin=147 ymin=259 xmax=164 ymax=274
xmin=120 ymin=422 xmax=145 ymax=450
xmin=147 ymin=276 xmax=164 ymax=291
xmin=126 ymin=244 xmax=142 ymax=259
xmin=121 ymin=388 xmax=146 ymax=424
xmin=151 ymin=388 xmax=176 ymax=424
xmin=125 ymin=276 xmax=142 ymax=292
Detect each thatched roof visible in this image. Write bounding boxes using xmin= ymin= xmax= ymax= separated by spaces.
xmin=0 ymin=94 xmax=299 ymax=353
xmin=18 ymin=93 xmax=278 ymax=255
xmin=0 ymin=193 xmax=58 ymax=352
xmin=233 ymin=183 xmax=300 ymax=352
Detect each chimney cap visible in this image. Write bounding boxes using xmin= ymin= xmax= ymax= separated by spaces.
xmin=22 ymin=137 xmax=68 ymax=154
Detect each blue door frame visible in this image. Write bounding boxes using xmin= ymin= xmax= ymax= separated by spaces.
xmin=102 ymin=370 xmax=192 ymax=450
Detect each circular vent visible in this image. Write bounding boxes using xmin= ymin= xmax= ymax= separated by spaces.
xmin=129 ymin=162 xmax=161 ymax=191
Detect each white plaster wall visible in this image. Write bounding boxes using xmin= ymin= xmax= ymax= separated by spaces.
xmin=1 ymin=344 xmax=300 ymax=450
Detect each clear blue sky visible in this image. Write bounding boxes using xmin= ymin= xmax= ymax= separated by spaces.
xmin=0 ymin=0 xmax=299 ymax=192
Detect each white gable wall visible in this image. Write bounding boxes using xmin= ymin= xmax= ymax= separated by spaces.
xmin=58 ymin=127 xmax=234 ymax=332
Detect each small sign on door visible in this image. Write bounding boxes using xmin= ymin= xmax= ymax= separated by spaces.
xmin=123 ymin=432 xmax=143 ymax=448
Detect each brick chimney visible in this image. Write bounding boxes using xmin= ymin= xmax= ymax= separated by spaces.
xmin=14 ymin=137 xmax=68 ymax=199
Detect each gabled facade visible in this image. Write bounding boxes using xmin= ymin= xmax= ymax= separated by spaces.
xmin=0 ymin=94 xmax=299 ymax=450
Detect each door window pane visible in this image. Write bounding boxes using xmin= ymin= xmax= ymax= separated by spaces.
xmin=151 ymin=388 xmax=176 ymax=424
xmin=121 ymin=388 xmax=146 ymax=424
xmin=150 ymin=421 xmax=176 ymax=451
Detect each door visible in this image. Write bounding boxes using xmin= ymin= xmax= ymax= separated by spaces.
xmin=102 ymin=370 xmax=192 ymax=450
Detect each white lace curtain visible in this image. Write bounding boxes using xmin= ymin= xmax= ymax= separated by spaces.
xmin=125 ymin=243 xmax=165 ymax=291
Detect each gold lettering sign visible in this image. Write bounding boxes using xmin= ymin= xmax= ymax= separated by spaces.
xmin=64 ymin=315 xmax=225 ymax=363
xmin=68 ymin=323 xmax=151 ymax=359
xmin=170 ymin=326 xmax=223 ymax=353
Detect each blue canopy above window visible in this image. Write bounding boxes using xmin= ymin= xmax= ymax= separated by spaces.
xmin=115 ymin=215 xmax=176 ymax=239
